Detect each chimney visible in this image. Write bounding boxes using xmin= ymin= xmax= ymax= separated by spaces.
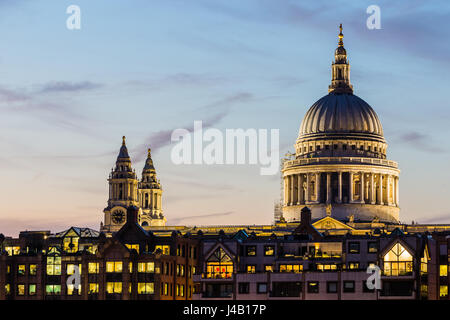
xmin=126 ymin=206 xmax=139 ymax=224
xmin=300 ymin=207 xmax=312 ymax=226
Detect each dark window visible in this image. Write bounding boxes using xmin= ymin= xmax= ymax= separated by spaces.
xmin=271 ymin=282 xmax=302 ymax=297
xmin=307 ymin=282 xmax=319 ymax=293
xmin=327 ymin=281 xmax=338 ymax=293
xmin=381 ymin=281 xmax=413 ymax=297
xmin=351 ymin=145 xmax=356 ymax=150
xmin=246 ymin=246 xmax=257 ymax=256
xmin=264 ymin=246 xmax=274 ymax=256
xmin=325 ymin=145 xmax=330 ymax=150
xmin=238 ymin=282 xmax=249 ymax=294
xmin=343 ymin=281 xmax=355 ymax=293
xmin=368 ymin=242 xmax=379 ymax=253
xmin=316 ymin=146 xmax=321 ymax=151
xmin=257 ymin=283 xmax=268 ymax=294
xmin=343 ymin=144 xmax=347 ymax=150
xmin=348 ymin=242 xmax=360 ymax=254
xmin=334 ymin=144 xmax=338 ymax=150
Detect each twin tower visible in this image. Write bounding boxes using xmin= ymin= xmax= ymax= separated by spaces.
xmin=101 ymin=136 xmax=165 ymax=232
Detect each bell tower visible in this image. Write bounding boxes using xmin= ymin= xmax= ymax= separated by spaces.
xmin=102 ymin=136 xmax=139 ymax=232
xmin=138 ymin=148 xmax=166 ymax=227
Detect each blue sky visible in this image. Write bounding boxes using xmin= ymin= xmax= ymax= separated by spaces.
xmin=1 ymin=0 xmax=449 ymax=236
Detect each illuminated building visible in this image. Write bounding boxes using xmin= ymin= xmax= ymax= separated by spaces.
xmin=0 ymin=25 xmax=449 ymax=301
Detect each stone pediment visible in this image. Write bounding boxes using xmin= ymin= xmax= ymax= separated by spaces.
xmin=313 ymin=216 xmax=355 ymax=230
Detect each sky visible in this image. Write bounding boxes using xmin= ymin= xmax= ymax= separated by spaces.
xmin=1 ymin=0 xmax=450 ymax=236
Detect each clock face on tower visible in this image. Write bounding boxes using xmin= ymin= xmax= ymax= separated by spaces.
xmin=112 ymin=210 xmax=125 ymax=224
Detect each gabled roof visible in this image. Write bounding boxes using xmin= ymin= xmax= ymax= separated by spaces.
xmin=313 ymin=216 xmax=355 ymax=231
xmin=54 ymin=227 xmax=99 ymax=238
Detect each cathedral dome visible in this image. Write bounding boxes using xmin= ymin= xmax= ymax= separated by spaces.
xmin=299 ymin=93 xmax=384 ymax=141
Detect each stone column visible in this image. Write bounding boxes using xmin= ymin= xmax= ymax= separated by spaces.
xmin=370 ymin=173 xmax=375 ymax=204
xmin=395 ymin=176 xmax=399 ymax=206
xmin=337 ymin=172 xmax=342 ymax=203
xmin=386 ymin=174 xmax=392 ymax=206
xmin=306 ymin=174 xmax=311 ymax=203
xmin=315 ymin=172 xmax=321 ymax=203
xmin=349 ymin=172 xmax=354 ymax=203
xmin=284 ymin=176 xmax=288 ymax=205
xmin=326 ymin=173 xmax=332 ymax=204
xmin=378 ymin=174 xmax=384 ymax=205
xmin=297 ymin=174 xmax=303 ymax=204
xmin=360 ymin=172 xmax=365 ymax=204
xmin=290 ymin=175 xmax=296 ymax=205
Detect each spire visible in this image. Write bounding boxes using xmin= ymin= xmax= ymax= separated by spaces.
xmin=117 ymin=136 xmax=130 ymax=161
xmin=328 ymin=24 xmax=353 ymax=94
xmin=143 ymin=148 xmax=155 ymax=172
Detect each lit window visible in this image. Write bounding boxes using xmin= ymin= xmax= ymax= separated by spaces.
xmin=17 ymin=284 xmax=25 ymax=295
xmin=307 ymin=282 xmax=319 ymax=293
xmin=126 ymin=244 xmax=139 ymax=253
xmin=106 ymin=261 xmax=123 ymax=273
xmin=63 ymin=236 xmax=79 ymax=253
xmin=67 ymin=284 xmax=81 ymax=295
xmin=279 ymin=264 xmax=302 ymax=273
xmin=440 ymin=285 xmax=448 ymax=298
xmin=106 ymin=282 xmax=122 ymax=294
xmin=137 ymin=282 xmax=154 ymax=294
xmin=5 ymin=284 xmax=11 ymax=295
xmin=368 ymin=242 xmax=378 ymax=253
xmin=29 ymin=264 xmax=37 ymax=275
xmin=66 ymin=264 xmax=81 ymax=275
xmin=348 ymin=262 xmax=360 ymax=270
xmin=5 ymin=246 xmax=20 ymax=256
xmin=46 ymin=285 xmax=61 ymax=295
xmin=46 ymin=256 xmax=61 ymax=275
xmin=18 ymin=265 xmax=26 ymax=275
xmin=264 ymin=265 xmax=273 ymax=273
xmin=317 ymin=264 xmax=337 ymax=271
xmin=29 ymin=284 xmax=36 ymax=296
xmin=206 ymin=247 xmax=233 ymax=278
xmin=246 ymin=246 xmax=257 ymax=256
xmin=383 ymin=243 xmax=413 ymax=276
xmin=264 ymin=246 xmax=275 ymax=256
xmin=89 ymin=283 xmax=99 ymax=294
xmin=246 ymin=265 xmax=256 ymax=274
xmin=348 ymin=242 xmax=360 ymax=254
xmin=155 ymin=245 xmax=170 ymax=255
xmin=138 ymin=262 xmax=155 ymax=273
xmin=440 ymin=265 xmax=448 ymax=277
xmin=88 ymin=262 xmax=99 ymax=274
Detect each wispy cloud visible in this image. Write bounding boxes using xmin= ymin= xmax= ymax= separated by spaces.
xmin=38 ymin=81 xmax=103 ymax=94
xmin=395 ymin=131 xmax=446 ymax=153
xmin=133 ymin=92 xmax=253 ymax=161
xmin=168 ymin=211 xmax=235 ymax=225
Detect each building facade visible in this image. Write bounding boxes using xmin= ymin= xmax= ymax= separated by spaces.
xmin=0 ymin=25 xmax=449 ymax=301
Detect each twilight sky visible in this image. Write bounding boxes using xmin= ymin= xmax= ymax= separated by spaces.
xmin=1 ymin=0 xmax=450 ymax=236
